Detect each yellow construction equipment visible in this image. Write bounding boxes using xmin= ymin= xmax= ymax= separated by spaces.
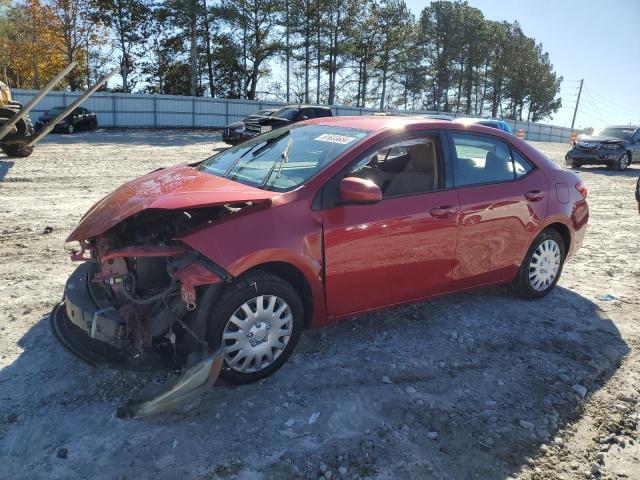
xmin=0 ymin=64 xmax=119 ymax=158
xmin=0 ymin=80 xmax=36 ymax=157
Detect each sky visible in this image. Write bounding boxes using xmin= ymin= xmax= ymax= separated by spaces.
xmin=405 ymin=0 xmax=640 ymax=128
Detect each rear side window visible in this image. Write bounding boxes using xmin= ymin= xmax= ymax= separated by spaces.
xmin=451 ymin=134 xmax=532 ymax=186
xmin=512 ymin=150 xmax=533 ymax=178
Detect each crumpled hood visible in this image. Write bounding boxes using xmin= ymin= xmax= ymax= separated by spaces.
xmin=577 ymin=135 xmax=626 ymax=143
xmin=67 ymin=165 xmax=276 ymax=242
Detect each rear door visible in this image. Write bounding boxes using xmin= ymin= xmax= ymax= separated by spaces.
xmin=446 ymin=131 xmax=548 ymax=290
xmin=322 ymin=132 xmax=459 ymax=316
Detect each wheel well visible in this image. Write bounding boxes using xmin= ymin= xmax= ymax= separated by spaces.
xmin=626 ymin=150 xmax=633 ymax=162
xmin=545 ymin=222 xmax=571 ymax=253
xmin=246 ymin=262 xmax=314 ymax=328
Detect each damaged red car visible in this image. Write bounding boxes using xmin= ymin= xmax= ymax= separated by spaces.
xmin=52 ymin=116 xmax=588 ymax=416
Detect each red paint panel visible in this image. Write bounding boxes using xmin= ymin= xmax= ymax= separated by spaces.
xmin=67 ymin=165 xmax=275 ymax=242
xmin=323 ymin=190 xmax=460 ymax=316
xmin=451 ymin=169 xmax=548 ymax=289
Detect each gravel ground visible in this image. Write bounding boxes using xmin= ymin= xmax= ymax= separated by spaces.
xmin=1 ymin=129 xmax=639 ymax=480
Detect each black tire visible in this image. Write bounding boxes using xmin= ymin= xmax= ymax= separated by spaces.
xmin=568 ymin=160 xmax=581 ymax=169
xmin=207 ymin=271 xmax=304 ymax=384
xmin=89 ymin=119 xmax=98 ymax=131
xmin=512 ymin=229 xmax=566 ymax=300
xmin=1 ymin=144 xmax=34 ymax=158
xmin=613 ymin=152 xmax=630 ymax=171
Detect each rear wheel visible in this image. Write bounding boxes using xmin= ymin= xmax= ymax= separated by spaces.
xmin=512 ymin=229 xmax=565 ymax=299
xmin=1 ymin=144 xmax=34 ymax=158
xmin=207 ymin=271 xmax=303 ymax=384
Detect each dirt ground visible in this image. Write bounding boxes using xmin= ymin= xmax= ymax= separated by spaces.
xmin=1 ymin=130 xmax=639 ymax=480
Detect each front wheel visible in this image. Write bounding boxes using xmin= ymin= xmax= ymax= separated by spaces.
xmin=66 ymin=123 xmax=75 ymax=134
xmin=613 ymin=152 xmax=630 ymax=171
xmin=207 ymin=271 xmax=304 ymax=384
xmin=568 ymin=160 xmax=581 ymax=169
xmin=512 ymin=229 xmax=565 ymax=299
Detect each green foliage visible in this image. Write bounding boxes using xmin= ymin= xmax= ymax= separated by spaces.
xmin=0 ymin=0 xmax=563 ymax=120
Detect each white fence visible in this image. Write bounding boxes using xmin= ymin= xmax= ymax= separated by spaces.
xmin=12 ymin=89 xmax=579 ymax=143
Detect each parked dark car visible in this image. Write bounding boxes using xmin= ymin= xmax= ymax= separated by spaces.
xmin=239 ymin=105 xmax=333 ymax=141
xmin=456 ymin=117 xmax=514 ymax=134
xmin=35 ymin=106 xmax=97 ymax=134
xmin=565 ymin=125 xmax=640 ymax=170
xmin=222 ymin=108 xmax=277 ymax=145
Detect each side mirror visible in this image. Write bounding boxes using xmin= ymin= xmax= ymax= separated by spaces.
xmin=339 ymin=177 xmax=382 ymax=204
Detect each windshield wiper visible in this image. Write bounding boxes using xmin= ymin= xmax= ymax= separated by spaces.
xmin=224 ymin=130 xmax=290 ymax=176
xmin=261 ymin=136 xmax=293 ymax=188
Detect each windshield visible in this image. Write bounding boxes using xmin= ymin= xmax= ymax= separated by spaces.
xmin=198 ymin=124 xmax=368 ymax=191
xmin=45 ymin=107 xmax=65 ymax=115
xmin=272 ymin=107 xmax=298 ymax=121
xmin=598 ymin=127 xmax=634 ymax=140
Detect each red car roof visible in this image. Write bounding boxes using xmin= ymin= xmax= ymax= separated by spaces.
xmin=307 ymin=115 xmax=454 ymax=132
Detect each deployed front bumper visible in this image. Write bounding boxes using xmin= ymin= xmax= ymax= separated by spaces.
xmin=63 ymin=261 xmax=126 ymax=347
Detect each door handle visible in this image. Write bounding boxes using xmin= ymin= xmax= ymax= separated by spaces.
xmin=430 ymin=205 xmax=459 ymax=218
xmin=525 ymin=190 xmax=545 ymax=202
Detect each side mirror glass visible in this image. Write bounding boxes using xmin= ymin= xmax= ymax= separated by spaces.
xmin=339 ymin=177 xmax=382 ymax=204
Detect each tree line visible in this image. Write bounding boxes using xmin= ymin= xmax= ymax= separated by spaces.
xmin=0 ymin=0 xmax=562 ymax=121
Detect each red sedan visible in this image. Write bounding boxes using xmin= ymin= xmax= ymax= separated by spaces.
xmin=53 ymin=116 xmax=588 ymax=413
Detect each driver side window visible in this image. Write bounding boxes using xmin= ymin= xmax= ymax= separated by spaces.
xmin=348 ymin=136 xmax=441 ymax=198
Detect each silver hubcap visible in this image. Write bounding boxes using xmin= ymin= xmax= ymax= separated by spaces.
xmin=222 ymin=295 xmax=293 ymax=373
xmin=529 ymin=239 xmax=561 ymax=291
xmin=620 ymin=154 xmax=629 ymax=169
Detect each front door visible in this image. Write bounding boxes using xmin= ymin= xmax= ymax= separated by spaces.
xmin=322 ymin=134 xmax=459 ymax=317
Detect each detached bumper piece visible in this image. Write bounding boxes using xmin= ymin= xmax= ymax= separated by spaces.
xmin=50 ymin=261 xmax=225 ymax=417
xmin=116 ymin=348 xmax=224 ymax=419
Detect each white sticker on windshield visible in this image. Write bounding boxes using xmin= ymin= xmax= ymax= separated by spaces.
xmin=314 ymin=133 xmax=356 ymax=144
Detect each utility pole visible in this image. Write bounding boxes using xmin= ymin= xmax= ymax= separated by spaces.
xmin=571 ymin=79 xmax=583 ymax=129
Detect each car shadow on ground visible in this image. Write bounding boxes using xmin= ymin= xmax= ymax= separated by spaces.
xmin=0 ymin=160 xmax=15 ymax=180
xmin=39 ymin=128 xmax=223 ymax=148
xmin=0 ymin=286 xmax=629 ymax=479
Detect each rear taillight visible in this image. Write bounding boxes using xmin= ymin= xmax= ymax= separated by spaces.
xmin=575 ymin=180 xmax=588 ymax=199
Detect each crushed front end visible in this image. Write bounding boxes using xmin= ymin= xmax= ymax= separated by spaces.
xmin=50 ymin=207 xmax=241 ymax=417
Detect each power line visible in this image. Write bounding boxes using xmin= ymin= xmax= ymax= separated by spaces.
xmin=582 ymin=85 xmax=638 ymax=114
xmin=579 ymin=94 xmax=638 ymax=119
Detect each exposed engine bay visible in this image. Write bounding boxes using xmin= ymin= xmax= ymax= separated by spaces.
xmin=51 ymin=202 xmax=255 ymax=417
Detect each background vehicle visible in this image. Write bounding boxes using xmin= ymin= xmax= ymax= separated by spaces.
xmin=0 ymin=81 xmax=36 ymax=157
xmin=240 ymin=105 xmax=332 ymax=141
xmin=222 ymin=108 xmax=276 ymax=144
xmin=54 ymin=117 xmax=588 ymax=399
xmin=565 ymin=125 xmax=640 ymax=170
xmin=36 ymin=106 xmax=98 ymax=134
xmin=222 ymin=108 xmax=277 ymax=145
xmin=456 ymin=117 xmax=514 ymax=133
